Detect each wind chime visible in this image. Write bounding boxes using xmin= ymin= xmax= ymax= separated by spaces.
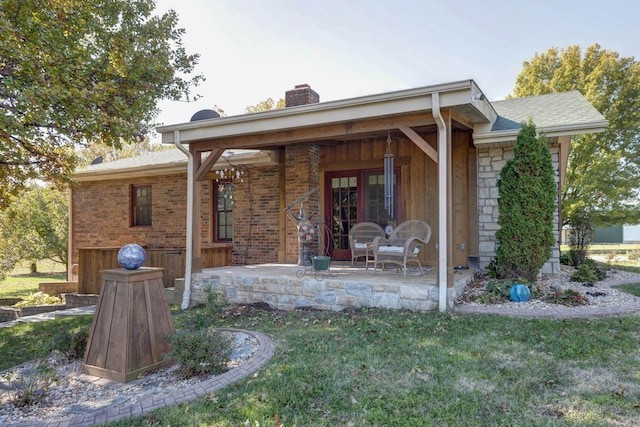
xmin=384 ymin=131 xmax=394 ymax=218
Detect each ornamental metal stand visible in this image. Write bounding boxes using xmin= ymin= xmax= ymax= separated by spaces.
xmin=285 ymin=201 xmax=337 ymax=281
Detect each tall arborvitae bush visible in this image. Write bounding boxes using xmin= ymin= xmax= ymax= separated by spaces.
xmin=493 ymin=120 xmax=556 ymax=281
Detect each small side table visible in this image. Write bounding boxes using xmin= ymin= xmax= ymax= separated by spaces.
xmin=365 ymin=242 xmax=374 ymax=270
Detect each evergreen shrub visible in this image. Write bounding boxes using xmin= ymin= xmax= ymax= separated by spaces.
xmin=493 ymin=120 xmax=557 ymax=282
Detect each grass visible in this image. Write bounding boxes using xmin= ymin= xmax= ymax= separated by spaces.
xmin=560 ymin=243 xmax=640 ymax=253
xmin=613 ymin=283 xmax=640 ymax=297
xmin=4 ymin=259 xmax=640 ymax=426
xmin=602 ymin=261 xmax=640 ymax=297
xmin=90 ymin=305 xmax=640 ymax=427
xmin=0 ymin=260 xmax=66 ymax=299
xmin=0 ymin=315 xmax=93 ymax=370
xmin=608 ymin=262 xmax=640 ymax=275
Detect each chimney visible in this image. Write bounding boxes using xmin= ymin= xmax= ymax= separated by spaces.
xmin=285 ymin=84 xmax=320 ymax=107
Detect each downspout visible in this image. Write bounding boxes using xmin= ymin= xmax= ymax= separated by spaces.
xmin=174 ymin=130 xmax=193 ymax=310
xmin=67 ymin=188 xmax=74 ymax=281
xmin=433 ymin=92 xmax=448 ymax=312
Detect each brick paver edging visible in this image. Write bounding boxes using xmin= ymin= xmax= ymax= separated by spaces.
xmin=452 ymin=278 xmax=640 ymax=319
xmin=12 ymin=329 xmax=275 ymax=427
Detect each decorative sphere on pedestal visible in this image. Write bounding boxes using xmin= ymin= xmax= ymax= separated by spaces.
xmin=117 ymin=244 xmax=146 ymax=270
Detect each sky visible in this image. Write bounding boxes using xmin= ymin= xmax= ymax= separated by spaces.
xmin=153 ymin=0 xmax=639 ymax=128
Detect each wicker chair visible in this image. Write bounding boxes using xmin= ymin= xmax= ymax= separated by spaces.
xmin=372 ymin=220 xmax=431 ymax=277
xmin=348 ymin=222 xmax=385 ymax=268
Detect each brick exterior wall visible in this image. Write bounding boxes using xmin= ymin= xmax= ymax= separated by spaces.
xmin=476 ymin=143 xmax=561 ymax=277
xmin=72 ymin=165 xmax=295 ymax=268
xmin=231 ymin=166 xmax=282 ymax=264
xmin=71 ymin=173 xmax=189 ymax=266
xmin=284 ymin=144 xmax=320 ymax=263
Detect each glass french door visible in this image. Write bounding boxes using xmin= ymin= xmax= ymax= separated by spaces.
xmin=325 ymin=169 xmax=398 ymax=260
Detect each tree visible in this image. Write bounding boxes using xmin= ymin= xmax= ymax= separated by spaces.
xmin=512 ymin=44 xmax=640 ymax=229
xmin=0 ymin=185 xmax=68 ymax=278
xmin=244 ymin=98 xmax=286 ymax=114
xmin=0 ymin=0 xmax=203 ymax=208
xmin=493 ymin=121 xmax=557 ymax=281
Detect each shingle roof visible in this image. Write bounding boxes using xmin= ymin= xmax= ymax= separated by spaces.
xmin=490 ymin=91 xmax=606 ymax=131
xmin=80 ymin=148 xmax=187 ymax=173
xmin=74 ymin=148 xmax=274 ymax=181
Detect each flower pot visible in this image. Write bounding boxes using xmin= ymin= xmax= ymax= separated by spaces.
xmin=312 ymin=256 xmax=331 ymax=271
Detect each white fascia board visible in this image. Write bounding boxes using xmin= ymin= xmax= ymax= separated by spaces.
xmin=74 ymin=162 xmax=186 ymax=182
xmin=158 ymin=80 xmax=488 ymax=144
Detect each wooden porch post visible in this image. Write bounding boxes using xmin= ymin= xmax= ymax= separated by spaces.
xmin=191 ymin=150 xmax=203 ymax=273
xmin=433 ymin=93 xmax=452 ymax=312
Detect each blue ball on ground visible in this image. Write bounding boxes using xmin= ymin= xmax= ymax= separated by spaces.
xmin=510 ymin=284 xmax=531 ymax=302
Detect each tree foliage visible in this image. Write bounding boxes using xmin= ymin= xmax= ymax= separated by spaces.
xmin=512 ymin=44 xmax=640 ymax=228
xmin=244 ymin=97 xmax=285 ymax=114
xmin=0 ymin=0 xmax=203 ymax=208
xmin=493 ymin=121 xmax=557 ymax=281
xmin=0 ymin=185 xmax=68 ymax=279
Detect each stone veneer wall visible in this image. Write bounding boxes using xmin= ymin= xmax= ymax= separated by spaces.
xmin=188 ymin=269 xmax=473 ymax=312
xmin=477 ymin=143 xmax=561 ymax=277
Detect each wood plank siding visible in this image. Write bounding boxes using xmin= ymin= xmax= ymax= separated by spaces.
xmin=78 ymin=246 xmax=231 ymax=294
xmin=319 ymin=127 xmax=476 ymax=267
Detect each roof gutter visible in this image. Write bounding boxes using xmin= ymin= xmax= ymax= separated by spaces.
xmin=433 ymin=92 xmax=448 ymax=313
xmin=174 ymin=130 xmax=193 ymax=310
xmin=473 ymin=121 xmax=609 ymax=146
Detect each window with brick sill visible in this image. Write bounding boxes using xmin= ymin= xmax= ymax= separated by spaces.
xmin=213 ymin=180 xmax=233 ymax=242
xmin=130 ymin=184 xmax=152 ymax=227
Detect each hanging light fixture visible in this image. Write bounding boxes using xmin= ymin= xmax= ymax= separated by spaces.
xmin=384 ymin=131 xmax=394 ymax=218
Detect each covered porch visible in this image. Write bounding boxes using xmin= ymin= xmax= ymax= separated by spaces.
xmin=157 ymin=80 xmax=496 ymax=312
xmin=190 ymin=262 xmax=477 ymax=312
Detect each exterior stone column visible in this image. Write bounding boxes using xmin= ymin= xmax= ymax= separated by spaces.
xmin=476 ymin=144 xmax=561 ymax=277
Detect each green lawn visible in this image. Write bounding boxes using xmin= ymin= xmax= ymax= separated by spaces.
xmin=613 ymin=283 xmax=640 ymax=297
xmin=0 ymin=260 xmax=66 ymax=299
xmin=97 ymin=306 xmax=639 ymax=427
xmin=0 ymin=315 xmax=93 ymax=370
xmin=4 ymin=263 xmax=640 ymax=426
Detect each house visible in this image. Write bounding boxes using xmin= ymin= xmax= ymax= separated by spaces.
xmin=69 ymin=80 xmax=607 ymax=312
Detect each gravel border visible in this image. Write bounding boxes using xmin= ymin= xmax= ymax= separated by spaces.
xmin=1 ymin=329 xmax=275 ymax=427
xmin=452 ymin=267 xmax=640 ymax=318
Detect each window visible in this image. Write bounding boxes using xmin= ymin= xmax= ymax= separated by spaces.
xmin=131 ymin=184 xmax=152 ymax=226
xmin=214 ymin=180 xmax=233 ymax=241
xmin=363 ymin=170 xmax=398 ymax=227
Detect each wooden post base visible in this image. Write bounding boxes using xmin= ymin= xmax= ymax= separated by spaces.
xmin=82 ymin=267 xmax=174 ymax=383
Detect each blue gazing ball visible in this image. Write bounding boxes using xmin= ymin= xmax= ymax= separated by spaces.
xmin=117 ymin=244 xmax=146 ymax=270
xmin=510 ymin=284 xmax=531 ymax=302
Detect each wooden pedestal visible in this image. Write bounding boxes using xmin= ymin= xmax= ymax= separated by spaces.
xmin=82 ymin=267 xmax=174 ymax=382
